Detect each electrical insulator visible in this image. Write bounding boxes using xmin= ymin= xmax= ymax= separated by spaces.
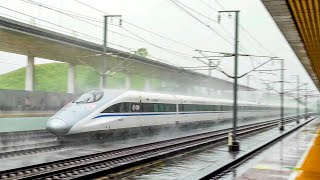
xmin=217 ymin=14 xmax=221 ymax=23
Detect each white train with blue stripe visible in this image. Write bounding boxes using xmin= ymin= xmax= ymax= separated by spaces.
xmin=46 ymin=89 xmax=296 ymax=138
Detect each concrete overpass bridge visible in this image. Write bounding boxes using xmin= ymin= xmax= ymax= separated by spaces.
xmin=0 ymin=16 xmax=252 ymax=94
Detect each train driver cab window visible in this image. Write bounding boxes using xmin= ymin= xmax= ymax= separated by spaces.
xmin=103 ymin=102 xmax=130 ymax=113
xmin=75 ymin=90 xmax=104 ymax=104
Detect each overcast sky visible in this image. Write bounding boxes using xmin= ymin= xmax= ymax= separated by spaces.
xmin=0 ymin=0 xmax=318 ymax=92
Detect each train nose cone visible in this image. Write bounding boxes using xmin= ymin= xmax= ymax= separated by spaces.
xmin=46 ymin=119 xmax=68 ymax=137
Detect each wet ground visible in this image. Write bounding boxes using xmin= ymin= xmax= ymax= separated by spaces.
xmin=220 ymin=118 xmax=319 ymax=180
xmin=99 ymin=117 xmax=317 ymax=180
xmin=0 ymin=115 xmax=282 ymax=171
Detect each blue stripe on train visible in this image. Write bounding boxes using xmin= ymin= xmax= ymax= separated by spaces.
xmin=94 ymin=111 xmax=228 ymax=119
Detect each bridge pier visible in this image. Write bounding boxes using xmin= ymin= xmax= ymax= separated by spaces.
xmin=125 ymin=76 xmax=131 ymax=90
xmin=99 ymin=74 xmax=107 ymax=89
xmin=25 ymin=56 xmax=34 ymax=91
xmin=67 ymin=63 xmax=75 ymax=94
xmin=161 ymin=81 xmax=166 ymax=88
xmin=144 ymin=79 xmax=151 ymax=91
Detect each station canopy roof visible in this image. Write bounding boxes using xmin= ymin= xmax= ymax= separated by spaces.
xmin=262 ymin=0 xmax=320 ymax=88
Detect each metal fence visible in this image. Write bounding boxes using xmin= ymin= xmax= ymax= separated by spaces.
xmin=0 ymin=89 xmax=74 ymax=111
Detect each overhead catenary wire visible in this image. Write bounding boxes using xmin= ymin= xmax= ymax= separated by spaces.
xmin=69 ymin=0 xmax=272 ymax=73
xmin=167 ymin=0 xmax=267 ymax=68
xmin=198 ymin=0 xmax=275 ymax=57
xmin=17 ymin=0 xmax=198 ymax=52
xmin=72 ymin=0 xmax=198 ymax=50
xmin=199 ymin=0 xmax=218 ymax=12
xmin=18 ymin=0 xmax=203 ymax=64
xmin=171 ymin=0 xmax=234 ymax=40
xmin=5 ymin=1 xmax=200 ymax=65
xmin=0 ymin=6 xmax=177 ymax=67
xmin=121 ymin=27 xmax=196 ymax=59
xmin=167 ymin=0 xmax=234 ymax=46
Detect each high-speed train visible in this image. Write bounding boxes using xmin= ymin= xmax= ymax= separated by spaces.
xmin=46 ymin=89 xmax=296 ymax=138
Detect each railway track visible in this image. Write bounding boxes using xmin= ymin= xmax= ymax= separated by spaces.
xmin=0 ymin=115 xmax=300 ymax=159
xmin=0 ymin=115 xmax=298 ymax=159
xmin=0 ymin=130 xmax=53 ymax=145
xmin=0 ymin=115 xmax=305 ymax=180
xmin=0 ymin=130 xmax=58 ymax=159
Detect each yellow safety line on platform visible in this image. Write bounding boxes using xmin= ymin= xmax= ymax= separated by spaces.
xmin=296 ymin=128 xmax=320 ymax=180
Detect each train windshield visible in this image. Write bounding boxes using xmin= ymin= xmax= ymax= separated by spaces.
xmin=75 ymin=90 xmax=104 ymax=104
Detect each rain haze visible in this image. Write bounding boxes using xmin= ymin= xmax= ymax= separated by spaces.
xmin=0 ymin=1 xmax=320 ymax=179
xmin=0 ymin=0 xmax=317 ymax=90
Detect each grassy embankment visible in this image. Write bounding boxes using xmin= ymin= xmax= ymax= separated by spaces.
xmin=0 ymin=63 xmax=161 ymax=92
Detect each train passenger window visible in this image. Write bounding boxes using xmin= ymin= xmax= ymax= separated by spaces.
xmin=143 ymin=103 xmax=153 ymax=112
xmin=221 ymin=105 xmax=232 ymax=111
xmin=159 ymin=104 xmax=166 ymax=112
xmin=213 ymin=105 xmax=220 ymax=111
xmin=153 ymin=104 xmax=159 ymax=112
xmin=179 ymin=104 xmax=184 ymax=111
xmin=168 ymin=104 xmax=176 ymax=112
xmin=141 ymin=103 xmax=176 ymax=112
xmin=178 ymin=104 xmax=221 ymax=112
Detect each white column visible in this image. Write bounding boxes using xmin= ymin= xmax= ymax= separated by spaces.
xmin=125 ymin=76 xmax=131 ymax=90
xmin=161 ymin=81 xmax=166 ymax=88
xmin=144 ymin=79 xmax=151 ymax=91
xmin=67 ymin=63 xmax=75 ymax=94
xmin=187 ymin=87 xmax=192 ymax=94
xmin=100 ymin=75 xmax=107 ymax=89
xmin=25 ymin=56 xmax=34 ymax=91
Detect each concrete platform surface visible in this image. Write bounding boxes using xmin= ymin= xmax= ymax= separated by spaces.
xmin=219 ymin=117 xmax=320 ymax=180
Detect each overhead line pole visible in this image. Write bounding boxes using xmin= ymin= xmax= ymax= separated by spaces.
xmin=279 ymin=59 xmax=284 ymax=131
xmin=101 ymin=15 xmax=122 ymax=89
xmin=305 ymin=84 xmax=308 ymax=119
xmin=219 ymin=10 xmax=240 ymax=152
xmin=233 ymin=11 xmax=240 ymax=151
xmin=296 ymin=75 xmax=300 ymax=123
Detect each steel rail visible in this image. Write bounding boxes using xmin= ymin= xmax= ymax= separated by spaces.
xmin=0 ymin=115 xmax=305 ymax=180
xmin=0 ymin=130 xmax=53 ymax=144
xmin=0 ymin=115 xmax=300 ymax=159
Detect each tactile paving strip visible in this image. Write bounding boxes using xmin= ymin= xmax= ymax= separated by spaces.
xmin=296 ymin=129 xmax=320 ymax=180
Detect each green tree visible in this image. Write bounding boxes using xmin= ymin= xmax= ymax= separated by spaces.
xmin=135 ymin=48 xmax=149 ymax=57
